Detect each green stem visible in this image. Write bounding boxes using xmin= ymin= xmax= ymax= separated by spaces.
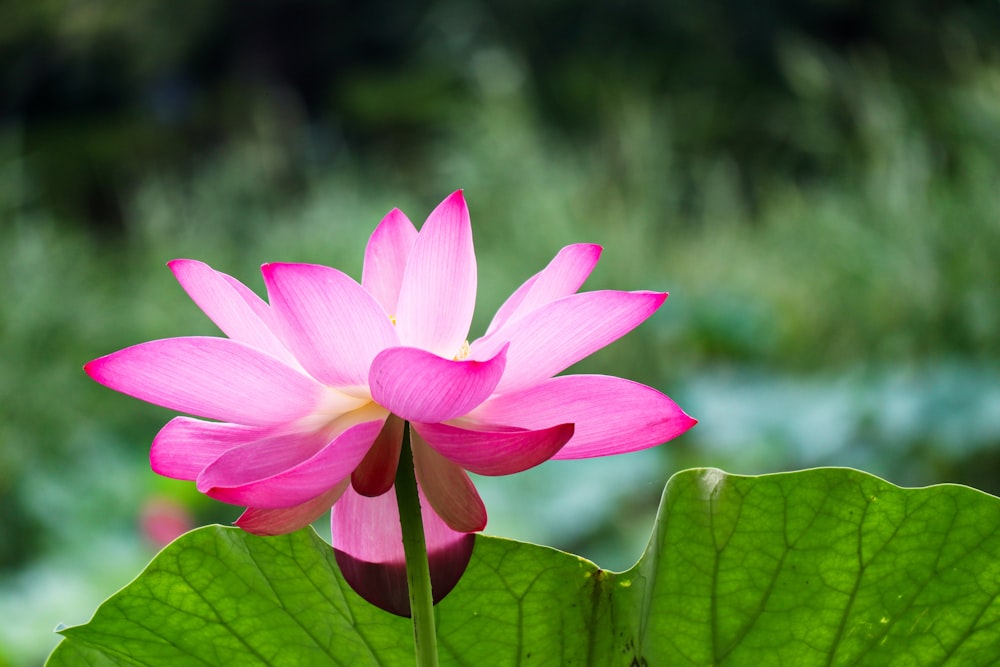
xmin=394 ymin=422 xmax=439 ymax=667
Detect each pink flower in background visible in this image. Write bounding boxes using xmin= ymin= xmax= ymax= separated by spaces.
xmin=140 ymin=496 xmax=194 ymax=548
xmin=85 ymin=191 xmax=695 ymax=615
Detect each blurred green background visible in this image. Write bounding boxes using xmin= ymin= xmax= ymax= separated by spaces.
xmin=3 ymin=1 xmax=1000 ymax=664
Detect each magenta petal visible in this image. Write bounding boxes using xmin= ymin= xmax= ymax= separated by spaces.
xmin=394 ymin=191 xmax=477 ymax=358
xmin=471 ymin=374 xmax=697 ymax=459
xmin=331 ymin=484 xmax=475 ymax=617
xmin=411 ymin=433 xmax=487 ymax=532
xmin=263 ymin=263 xmax=399 ymax=387
xmin=413 ymin=421 xmax=573 ymax=476
xmin=235 ymin=480 xmax=348 ymax=536
xmin=197 ymin=418 xmax=385 ymax=508
xmin=85 ymin=337 xmax=325 ymax=426
xmin=369 ymin=345 xmax=507 ymax=423
xmin=168 ymin=259 xmax=294 ymax=364
xmin=151 ymin=417 xmax=271 ymax=480
xmin=472 ymin=290 xmax=667 ymax=394
xmin=362 ymin=208 xmax=419 ymax=315
xmin=485 ymin=243 xmax=603 ymax=335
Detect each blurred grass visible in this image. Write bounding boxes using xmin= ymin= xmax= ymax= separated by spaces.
xmin=3 ymin=47 xmax=1000 ymax=666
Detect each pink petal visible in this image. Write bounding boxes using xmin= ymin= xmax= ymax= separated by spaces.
xmin=394 ymin=191 xmax=477 ymax=358
xmin=470 ymin=374 xmax=697 ymax=459
xmin=222 ymin=273 xmax=281 ymax=333
xmin=263 ymin=263 xmax=399 ymax=388
xmin=369 ymin=345 xmax=507 ymax=423
xmin=485 ymin=243 xmax=603 ymax=335
xmin=352 ymin=414 xmax=404 ymax=497
xmin=471 ymin=290 xmax=667 ymax=394
xmin=235 ymin=480 xmax=349 ymax=535
xmin=168 ymin=260 xmax=294 ymax=364
xmin=151 ymin=417 xmax=272 ymax=480
xmin=331 ymin=484 xmax=475 ymax=617
xmin=361 ymin=208 xmax=419 ymax=315
xmin=411 ymin=432 xmax=487 ymax=532
xmin=197 ymin=416 xmax=385 ymax=508
xmin=413 ymin=421 xmax=573 ymax=476
xmin=85 ymin=337 xmax=325 ymax=426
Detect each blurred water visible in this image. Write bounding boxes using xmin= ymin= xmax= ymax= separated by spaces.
xmin=680 ymin=362 xmax=1000 ymax=486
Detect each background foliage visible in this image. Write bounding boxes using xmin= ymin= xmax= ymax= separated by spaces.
xmin=2 ymin=1 xmax=999 ymax=664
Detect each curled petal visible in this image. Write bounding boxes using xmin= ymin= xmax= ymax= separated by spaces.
xmin=394 ymin=191 xmax=477 ymax=357
xmin=485 ymin=243 xmax=603 ymax=335
xmin=332 ymin=484 xmax=475 ymax=617
xmin=411 ymin=432 xmax=487 ymax=532
xmin=352 ymin=414 xmax=404 ymax=497
xmin=472 ymin=290 xmax=667 ymax=394
xmin=413 ymin=421 xmax=573 ymax=476
xmin=151 ymin=417 xmax=272 ymax=480
xmin=235 ymin=480 xmax=349 ymax=536
xmin=197 ymin=416 xmax=385 ymax=508
xmin=168 ymin=259 xmax=294 ymax=364
xmin=362 ymin=208 xmax=419 ymax=315
xmin=85 ymin=337 xmax=325 ymax=426
xmin=263 ymin=263 xmax=399 ymax=388
xmin=470 ymin=374 xmax=697 ymax=459
xmin=369 ymin=345 xmax=507 ymax=423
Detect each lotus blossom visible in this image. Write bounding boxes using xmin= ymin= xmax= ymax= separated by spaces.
xmin=85 ymin=191 xmax=695 ymax=615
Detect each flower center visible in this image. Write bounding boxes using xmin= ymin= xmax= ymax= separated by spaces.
xmin=388 ymin=313 xmax=470 ymax=361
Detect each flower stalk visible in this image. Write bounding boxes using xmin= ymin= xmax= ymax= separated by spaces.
xmin=395 ymin=422 xmax=439 ymax=666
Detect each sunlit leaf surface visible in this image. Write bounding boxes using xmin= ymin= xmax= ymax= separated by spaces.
xmin=48 ymin=468 xmax=1000 ymax=666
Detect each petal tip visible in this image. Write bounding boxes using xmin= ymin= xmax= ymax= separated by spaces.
xmin=441 ymin=189 xmax=468 ymax=211
xmin=82 ymin=355 xmax=111 ymax=383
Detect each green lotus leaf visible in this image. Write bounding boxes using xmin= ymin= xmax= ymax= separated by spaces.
xmin=48 ymin=468 xmax=1000 ymax=666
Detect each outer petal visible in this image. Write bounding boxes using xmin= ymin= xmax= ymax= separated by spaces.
xmin=352 ymin=414 xmax=404 ymax=497
xmin=411 ymin=432 xmax=487 ymax=532
xmin=470 ymin=374 xmax=697 ymax=459
xmin=263 ymin=263 xmax=399 ymax=388
xmin=471 ymin=290 xmax=667 ymax=394
xmin=197 ymin=416 xmax=385 ymax=508
xmin=362 ymin=208 xmax=419 ymax=315
xmin=168 ymin=259 xmax=295 ymax=364
xmin=369 ymin=345 xmax=507 ymax=423
xmin=84 ymin=337 xmax=325 ymax=426
xmin=394 ymin=191 xmax=477 ymax=358
xmin=485 ymin=243 xmax=603 ymax=335
xmin=151 ymin=417 xmax=272 ymax=480
xmin=235 ymin=479 xmax=349 ymax=535
xmin=413 ymin=421 xmax=574 ymax=476
xmin=332 ymin=484 xmax=475 ymax=617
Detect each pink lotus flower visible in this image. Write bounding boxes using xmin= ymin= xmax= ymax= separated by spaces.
xmin=85 ymin=191 xmax=695 ymax=615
